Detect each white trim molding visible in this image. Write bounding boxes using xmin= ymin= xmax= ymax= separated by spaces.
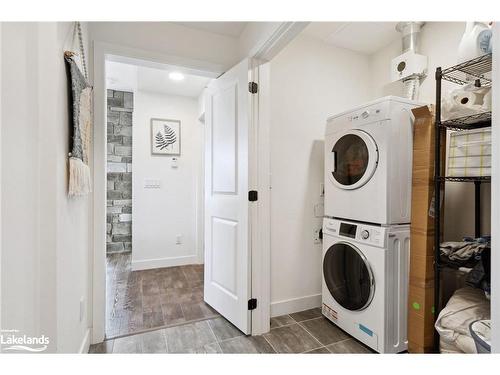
xmin=78 ymin=328 xmax=91 ymax=354
xmin=249 ymin=61 xmax=271 ymax=335
xmin=252 ymin=22 xmax=309 ymax=62
xmin=131 ymin=255 xmax=200 ymax=271
xmin=270 ymin=294 xmax=322 ymax=318
xmin=91 ymin=41 xmax=227 ymax=345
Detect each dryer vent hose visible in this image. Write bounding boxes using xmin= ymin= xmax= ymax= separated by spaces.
xmin=403 ymin=77 xmax=420 ymax=101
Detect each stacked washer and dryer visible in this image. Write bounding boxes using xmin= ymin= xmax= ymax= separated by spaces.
xmin=322 ymin=96 xmax=420 ymax=353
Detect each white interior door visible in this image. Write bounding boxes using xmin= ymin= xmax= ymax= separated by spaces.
xmin=204 ymin=58 xmax=254 ymax=334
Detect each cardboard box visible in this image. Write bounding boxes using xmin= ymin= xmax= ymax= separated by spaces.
xmin=408 ymin=284 xmax=436 ymax=353
xmin=409 ymin=252 xmax=434 ymax=288
xmin=408 ymin=105 xmax=446 ymax=353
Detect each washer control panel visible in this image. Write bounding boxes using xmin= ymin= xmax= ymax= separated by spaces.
xmin=360 ymin=229 xmax=370 ymax=240
xmin=323 ymin=218 xmax=386 ymax=247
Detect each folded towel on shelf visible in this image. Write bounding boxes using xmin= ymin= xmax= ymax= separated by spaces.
xmin=440 ymin=240 xmax=488 ymax=267
xmin=435 ymin=287 xmax=490 ymax=353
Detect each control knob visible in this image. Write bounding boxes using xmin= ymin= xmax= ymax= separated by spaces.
xmin=360 ymin=230 xmax=370 ymax=240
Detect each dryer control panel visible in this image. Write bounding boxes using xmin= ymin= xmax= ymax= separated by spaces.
xmin=346 ymin=106 xmax=387 ymax=126
xmin=327 ymin=101 xmax=391 ymax=132
xmin=323 ymin=218 xmax=386 ymax=247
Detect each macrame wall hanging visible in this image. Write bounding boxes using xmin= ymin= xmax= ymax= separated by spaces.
xmin=64 ymin=21 xmax=93 ymax=197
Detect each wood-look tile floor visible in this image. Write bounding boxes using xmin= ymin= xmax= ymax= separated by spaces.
xmin=106 ymin=253 xmax=219 ymax=339
xmin=92 ymin=307 xmax=374 ymax=354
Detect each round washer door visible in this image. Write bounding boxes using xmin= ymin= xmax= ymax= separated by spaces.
xmin=327 ymin=129 xmax=378 ymax=190
xmin=323 ymin=242 xmax=375 ymax=311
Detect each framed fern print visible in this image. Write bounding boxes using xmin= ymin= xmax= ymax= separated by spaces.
xmin=151 ymin=118 xmax=181 ymax=155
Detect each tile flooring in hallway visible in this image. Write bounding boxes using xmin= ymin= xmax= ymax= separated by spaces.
xmin=106 ymin=252 xmax=219 ymax=338
xmin=91 ymin=308 xmax=374 ymax=354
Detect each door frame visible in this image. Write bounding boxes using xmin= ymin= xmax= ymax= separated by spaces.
xmin=90 ymin=23 xmax=307 ymax=344
xmin=491 ymin=22 xmax=499 ymax=353
xmin=91 ymin=42 xmax=225 ymax=344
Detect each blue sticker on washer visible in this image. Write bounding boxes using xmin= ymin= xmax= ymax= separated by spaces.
xmin=359 ymin=324 xmax=373 ymax=337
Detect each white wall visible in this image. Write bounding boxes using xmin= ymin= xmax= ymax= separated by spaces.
xmin=53 ymin=22 xmax=92 ymax=354
xmin=1 ymin=22 xmax=91 ymax=353
xmin=90 ymin=22 xmax=240 ymax=71
xmin=269 ymin=34 xmax=372 ymax=316
xmin=369 ymin=22 xmax=491 ymax=240
xmin=1 ymin=22 xmax=41 ymax=348
xmin=132 ymin=91 xmax=203 ymax=270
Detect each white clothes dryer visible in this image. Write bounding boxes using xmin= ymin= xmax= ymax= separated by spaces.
xmin=324 ymin=96 xmax=421 ymax=225
xmin=321 ymin=217 xmax=410 ymax=354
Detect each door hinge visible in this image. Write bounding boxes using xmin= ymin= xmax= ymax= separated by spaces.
xmin=248 ymin=81 xmax=258 ymax=94
xmin=248 ymin=298 xmax=257 ymax=310
xmin=248 ymin=190 xmax=258 ymax=202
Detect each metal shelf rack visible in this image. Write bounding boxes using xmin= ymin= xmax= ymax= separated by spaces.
xmin=441 ymin=53 xmax=492 ymax=86
xmin=433 ymin=53 xmax=492 ymax=352
xmin=440 ymin=111 xmax=491 ymax=131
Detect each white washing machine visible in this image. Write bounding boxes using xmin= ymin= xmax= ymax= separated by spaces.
xmin=321 ymin=217 xmax=410 ymax=354
xmin=324 ymin=96 xmax=421 ymax=225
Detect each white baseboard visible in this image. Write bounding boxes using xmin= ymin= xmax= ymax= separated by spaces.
xmin=78 ymin=328 xmax=91 ymax=354
xmin=270 ymin=294 xmax=322 ymax=317
xmin=131 ymin=255 xmax=200 ymax=271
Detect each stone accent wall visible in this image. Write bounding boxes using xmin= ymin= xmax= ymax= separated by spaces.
xmin=107 ymin=90 xmax=133 ymax=254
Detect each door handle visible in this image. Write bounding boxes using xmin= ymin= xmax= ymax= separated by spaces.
xmin=331 ymin=151 xmax=337 ymax=173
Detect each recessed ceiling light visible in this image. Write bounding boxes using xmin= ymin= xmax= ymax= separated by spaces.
xmin=169 ymin=72 xmax=185 ymax=81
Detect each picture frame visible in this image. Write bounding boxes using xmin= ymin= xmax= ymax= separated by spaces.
xmin=150 ymin=118 xmax=181 ymax=155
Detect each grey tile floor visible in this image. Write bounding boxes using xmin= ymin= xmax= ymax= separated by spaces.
xmin=90 ymin=307 xmax=374 ymax=354
xmin=106 ymin=253 xmax=219 ymax=339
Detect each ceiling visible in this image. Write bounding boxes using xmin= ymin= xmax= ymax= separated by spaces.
xmin=106 ymin=60 xmax=212 ymax=98
xmin=302 ymin=22 xmax=401 ymax=54
xmin=175 ymin=22 xmax=248 ymax=38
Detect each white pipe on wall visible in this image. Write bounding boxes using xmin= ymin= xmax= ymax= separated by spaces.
xmin=396 ymin=22 xmax=426 ymax=101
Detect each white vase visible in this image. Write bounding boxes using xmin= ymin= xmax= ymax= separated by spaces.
xmin=457 ymin=22 xmax=491 ymax=63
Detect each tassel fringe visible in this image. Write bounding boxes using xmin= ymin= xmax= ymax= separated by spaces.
xmin=69 ymin=157 xmax=92 ymax=197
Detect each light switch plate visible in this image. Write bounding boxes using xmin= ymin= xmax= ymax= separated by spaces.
xmin=171 ymin=157 xmax=178 ymax=168
xmin=144 ymin=179 xmax=161 ymax=189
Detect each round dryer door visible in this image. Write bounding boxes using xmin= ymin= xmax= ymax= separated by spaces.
xmin=328 ymin=129 xmax=378 ymax=190
xmin=323 ymin=242 xmax=375 ymax=311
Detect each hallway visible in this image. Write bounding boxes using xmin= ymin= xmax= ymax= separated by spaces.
xmin=106 ymin=253 xmax=219 ymax=338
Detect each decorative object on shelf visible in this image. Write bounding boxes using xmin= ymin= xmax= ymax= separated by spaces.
xmin=65 ymin=21 xmax=92 ymax=197
xmin=458 ymin=22 xmax=492 ymax=64
xmin=151 ymin=118 xmax=181 ymax=155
